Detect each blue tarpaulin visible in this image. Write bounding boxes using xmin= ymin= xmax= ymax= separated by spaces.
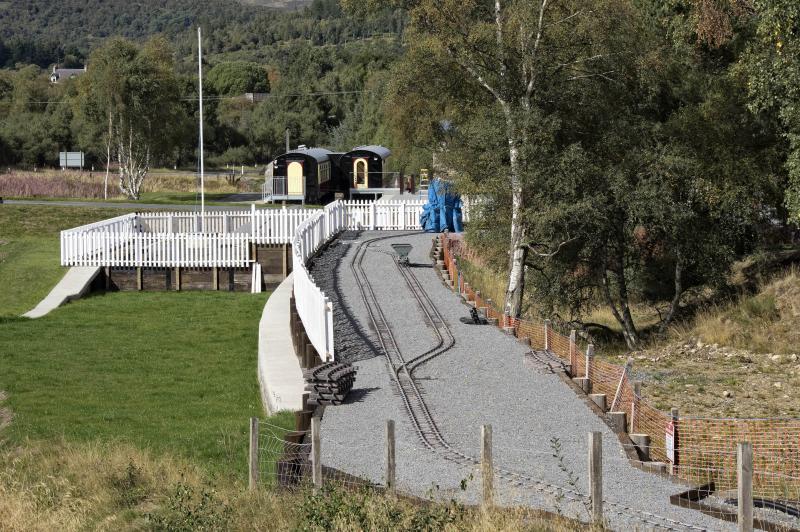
xmin=420 ymin=178 xmax=463 ymax=232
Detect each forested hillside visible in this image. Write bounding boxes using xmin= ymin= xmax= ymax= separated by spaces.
xmin=0 ymin=0 xmax=399 ymax=68
xmin=0 ymin=0 xmax=406 ymax=171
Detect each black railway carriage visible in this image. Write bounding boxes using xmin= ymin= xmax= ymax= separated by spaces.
xmin=269 ymin=147 xmax=343 ymax=204
xmin=339 ymin=145 xmax=392 ymax=193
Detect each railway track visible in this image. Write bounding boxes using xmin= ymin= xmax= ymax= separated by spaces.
xmin=347 ymin=233 xmax=709 ymax=531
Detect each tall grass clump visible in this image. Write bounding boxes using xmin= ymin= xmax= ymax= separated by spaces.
xmin=0 ymin=173 xmax=107 ymax=199
xmin=0 ymin=441 xmax=590 ymax=532
xmin=673 ymin=267 xmax=800 ymax=354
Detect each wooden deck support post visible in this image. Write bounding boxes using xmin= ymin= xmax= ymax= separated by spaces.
xmin=249 ymin=417 xmax=259 ymax=490
xmin=304 ymin=343 xmax=316 ymax=369
xmin=136 ymin=267 xmax=143 ymax=291
xmin=174 ymin=267 xmax=181 ymax=291
xmin=212 ymin=266 xmax=219 ymax=290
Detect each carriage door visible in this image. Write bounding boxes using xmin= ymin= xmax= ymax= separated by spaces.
xmin=354 ymin=158 xmax=368 ymax=189
xmin=287 ymin=161 xmax=304 ymax=195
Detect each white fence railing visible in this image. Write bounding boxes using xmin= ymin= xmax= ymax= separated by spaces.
xmin=344 ymin=200 xmax=426 ymax=230
xmin=292 ymin=201 xmax=349 ymax=360
xmin=61 ymin=207 xmax=320 ymax=267
xmin=62 ymin=232 xmax=252 ymax=267
xmin=60 ymin=200 xmax=467 ymax=268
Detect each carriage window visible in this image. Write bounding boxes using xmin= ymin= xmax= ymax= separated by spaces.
xmin=355 ymin=159 xmax=367 ymax=186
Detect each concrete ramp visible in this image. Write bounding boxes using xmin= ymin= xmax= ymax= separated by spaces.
xmin=258 ymin=273 xmax=304 ymax=414
xmin=23 ymin=266 xmax=101 ymax=318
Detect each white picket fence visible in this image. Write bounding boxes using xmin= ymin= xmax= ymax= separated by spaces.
xmin=291 ymin=201 xmax=350 ymax=360
xmin=344 ymin=200 xmax=426 ymax=230
xmin=61 ymin=207 xmax=320 ymax=267
xmin=61 ymin=231 xmax=253 ymax=268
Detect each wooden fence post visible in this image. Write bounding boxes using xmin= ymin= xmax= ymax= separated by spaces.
xmin=569 ymin=329 xmax=577 ymax=376
xmin=610 ymin=358 xmax=633 ymax=413
xmin=631 ymin=381 xmax=641 ymax=433
xmin=670 ymin=407 xmax=680 ymax=476
xmin=544 ymin=319 xmax=551 ymax=351
xmin=481 ymin=424 xmax=494 ymax=509
xmin=312 ymin=416 xmax=322 ymax=491
xmin=249 ymin=417 xmax=259 ymax=490
xmin=738 ymin=442 xmax=753 ymax=532
xmin=386 ymin=420 xmax=396 ymax=494
xmin=585 ymin=343 xmax=594 ymax=382
xmin=589 ymin=431 xmax=603 ymax=523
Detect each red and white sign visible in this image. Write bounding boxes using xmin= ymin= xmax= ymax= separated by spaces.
xmin=665 ymin=421 xmax=675 ymax=462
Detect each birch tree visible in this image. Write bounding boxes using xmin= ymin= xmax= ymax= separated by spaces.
xmin=79 ymin=37 xmax=183 ymax=199
xmin=347 ymin=0 xmax=636 ymax=317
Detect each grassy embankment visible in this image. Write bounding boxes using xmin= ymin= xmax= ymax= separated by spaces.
xmin=0 ymin=204 xmax=133 ymax=316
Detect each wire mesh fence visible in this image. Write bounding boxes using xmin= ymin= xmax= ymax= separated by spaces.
xmin=440 ymin=232 xmax=800 ymax=510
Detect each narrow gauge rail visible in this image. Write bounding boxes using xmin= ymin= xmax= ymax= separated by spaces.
xmin=347 ymin=234 xmax=708 ymax=532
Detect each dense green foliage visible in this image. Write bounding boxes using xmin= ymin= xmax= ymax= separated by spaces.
xmin=371 ymin=0 xmax=798 ymax=345
xmin=0 ymin=0 xmax=407 ymax=174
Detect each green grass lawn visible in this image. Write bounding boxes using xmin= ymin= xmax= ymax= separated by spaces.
xmin=0 ymin=291 xmax=292 ymax=476
xmin=0 ymin=205 xmax=135 ymax=316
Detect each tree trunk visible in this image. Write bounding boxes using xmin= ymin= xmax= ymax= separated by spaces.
xmin=104 ymin=112 xmax=112 ymax=201
xmin=601 ymin=260 xmax=639 ymax=350
xmin=117 ymin=124 xmax=149 ymax=200
xmin=658 ymin=249 xmax=684 ymax=334
xmin=502 ymin=111 xmax=528 ymax=318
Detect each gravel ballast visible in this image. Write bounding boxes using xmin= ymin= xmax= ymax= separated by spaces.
xmin=309 ymin=231 xmax=770 ymax=531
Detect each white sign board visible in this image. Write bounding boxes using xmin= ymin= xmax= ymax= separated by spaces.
xmin=59 ymin=151 xmax=84 ymax=168
xmin=665 ymin=420 xmax=675 ymax=463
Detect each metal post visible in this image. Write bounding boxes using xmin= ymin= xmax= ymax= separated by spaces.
xmin=738 ymin=442 xmax=753 ymax=532
xmin=481 ymin=424 xmax=494 ymax=508
xmin=312 ymin=416 xmax=322 ymax=490
xmin=248 ymin=417 xmax=259 ymax=490
xmin=386 ymin=420 xmax=396 ymax=493
xmin=589 ymin=431 xmax=603 ymax=523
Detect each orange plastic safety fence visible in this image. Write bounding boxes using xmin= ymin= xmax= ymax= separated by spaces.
xmin=514 ymin=318 xmax=546 ymax=350
xmin=549 ymin=332 xmax=572 ymax=362
xmin=438 ymin=233 xmax=800 ymax=502
xmin=674 ymin=418 xmax=800 ymax=500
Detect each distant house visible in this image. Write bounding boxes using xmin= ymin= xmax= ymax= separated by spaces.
xmin=50 ymin=65 xmax=87 ymax=84
xmin=243 ymin=92 xmax=268 ymax=103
